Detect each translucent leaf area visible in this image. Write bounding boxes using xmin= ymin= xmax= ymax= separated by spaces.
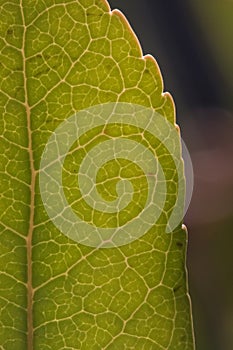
xmin=0 ymin=0 xmax=194 ymax=349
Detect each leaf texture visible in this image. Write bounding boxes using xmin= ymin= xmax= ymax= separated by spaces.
xmin=0 ymin=0 xmax=194 ymax=349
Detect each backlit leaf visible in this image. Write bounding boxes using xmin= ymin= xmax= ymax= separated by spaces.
xmin=0 ymin=0 xmax=194 ymax=349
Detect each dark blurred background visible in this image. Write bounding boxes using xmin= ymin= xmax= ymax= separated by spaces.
xmin=108 ymin=1 xmax=233 ymax=349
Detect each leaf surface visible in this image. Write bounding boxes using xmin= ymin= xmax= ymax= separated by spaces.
xmin=0 ymin=0 xmax=194 ymax=349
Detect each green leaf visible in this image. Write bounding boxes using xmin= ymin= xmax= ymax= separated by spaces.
xmin=0 ymin=0 xmax=195 ymax=349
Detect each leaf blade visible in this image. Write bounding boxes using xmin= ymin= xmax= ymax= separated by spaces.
xmin=0 ymin=0 xmax=195 ymax=349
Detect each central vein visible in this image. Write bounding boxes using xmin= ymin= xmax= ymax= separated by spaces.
xmin=20 ymin=2 xmax=35 ymax=349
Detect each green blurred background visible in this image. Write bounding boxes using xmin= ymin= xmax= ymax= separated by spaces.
xmin=108 ymin=1 xmax=233 ymax=349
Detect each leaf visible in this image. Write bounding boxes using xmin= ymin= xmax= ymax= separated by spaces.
xmin=0 ymin=0 xmax=195 ymax=349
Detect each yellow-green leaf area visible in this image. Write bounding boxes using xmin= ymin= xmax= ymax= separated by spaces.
xmin=0 ymin=0 xmax=194 ymax=349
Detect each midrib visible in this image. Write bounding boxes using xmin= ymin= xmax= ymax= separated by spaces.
xmin=20 ymin=2 xmax=35 ymax=349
